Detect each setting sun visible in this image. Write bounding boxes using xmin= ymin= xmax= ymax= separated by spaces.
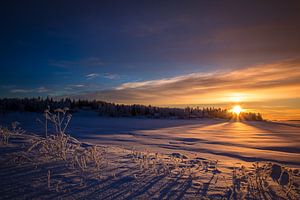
xmin=232 ymin=105 xmax=242 ymax=115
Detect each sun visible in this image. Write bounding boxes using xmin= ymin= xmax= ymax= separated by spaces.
xmin=232 ymin=105 xmax=242 ymax=115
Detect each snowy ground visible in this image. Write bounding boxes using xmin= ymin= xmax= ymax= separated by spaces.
xmin=0 ymin=111 xmax=300 ymax=199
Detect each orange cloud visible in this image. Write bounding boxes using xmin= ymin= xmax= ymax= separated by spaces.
xmin=81 ymin=58 xmax=300 ymax=119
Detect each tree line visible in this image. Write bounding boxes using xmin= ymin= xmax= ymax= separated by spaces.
xmin=0 ymin=97 xmax=263 ymax=121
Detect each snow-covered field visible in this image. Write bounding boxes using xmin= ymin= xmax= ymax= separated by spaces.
xmin=0 ymin=111 xmax=300 ymax=199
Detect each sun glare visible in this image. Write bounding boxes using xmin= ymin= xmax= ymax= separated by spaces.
xmin=232 ymin=94 xmax=242 ymax=102
xmin=232 ymin=105 xmax=242 ymax=115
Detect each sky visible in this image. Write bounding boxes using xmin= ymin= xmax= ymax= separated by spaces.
xmin=0 ymin=0 xmax=300 ymax=120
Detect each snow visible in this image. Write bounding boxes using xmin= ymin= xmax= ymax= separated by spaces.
xmin=0 ymin=111 xmax=300 ymax=199
xmin=3 ymin=111 xmax=298 ymax=167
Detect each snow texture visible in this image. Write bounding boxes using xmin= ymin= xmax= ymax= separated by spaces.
xmin=0 ymin=111 xmax=300 ymax=199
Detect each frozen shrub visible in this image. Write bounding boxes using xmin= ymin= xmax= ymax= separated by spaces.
xmin=86 ymin=145 xmax=103 ymax=170
xmin=11 ymin=121 xmax=25 ymax=135
xmin=29 ymin=108 xmax=106 ymax=174
xmin=29 ymin=108 xmax=74 ymax=160
xmin=0 ymin=127 xmax=11 ymax=144
xmin=0 ymin=121 xmax=24 ymax=144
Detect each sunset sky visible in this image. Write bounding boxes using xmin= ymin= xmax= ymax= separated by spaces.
xmin=0 ymin=0 xmax=300 ymax=120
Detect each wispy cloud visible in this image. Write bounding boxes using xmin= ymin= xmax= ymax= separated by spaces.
xmin=103 ymin=73 xmax=120 ymax=80
xmin=10 ymin=86 xmax=49 ymax=94
xmin=85 ymin=73 xmax=120 ymax=80
xmin=85 ymin=73 xmax=100 ymax=80
xmin=69 ymin=84 xmax=86 ymax=88
xmin=80 ymin=58 xmax=300 ymax=105
xmin=36 ymin=87 xmax=48 ymax=93
xmin=10 ymin=89 xmax=32 ymax=93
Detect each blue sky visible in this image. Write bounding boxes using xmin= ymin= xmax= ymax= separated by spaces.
xmin=0 ymin=0 xmax=300 ymax=119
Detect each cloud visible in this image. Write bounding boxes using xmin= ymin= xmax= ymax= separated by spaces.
xmin=85 ymin=73 xmax=120 ymax=80
xmin=64 ymin=84 xmax=87 ymax=91
xmin=78 ymin=58 xmax=300 ymax=105
xmin=10 ymin=86 xmax=49 ymax=94
xmin=85 ymin=73 xmax=99 ymax=80
xmin=10 ymin=89 xmax=32 ymax=93
xmin=36 ymin=87 xmax=48 ymax=93
xmin=103 ymin=73 xmax=120 ymax=80
xmin=69 ymin=84 xmax=85 ymax=88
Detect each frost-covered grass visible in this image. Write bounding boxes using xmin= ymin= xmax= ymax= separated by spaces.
xmin=1 ymin=111 xmax=299 ymax=167
xmin=0 ymin=110 xmax=300 ymax=199
xmin=0 ymin=121 xmax=25 ymax=145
